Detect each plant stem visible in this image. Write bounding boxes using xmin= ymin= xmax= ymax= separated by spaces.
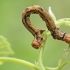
xmin=45 ymin=67 xmax=58 ymax=70
xmin=38 ymin=45 xmax=45 ymax=70
xmin=38 ymin=31 xmax=47 ymax=70
xmin=57 ymin=44 xmax=70 ymax=70
xmin=0 ymin=57 xmax=39 ymax=70
xmin=58 ymin=61 xmax=70 ymax=70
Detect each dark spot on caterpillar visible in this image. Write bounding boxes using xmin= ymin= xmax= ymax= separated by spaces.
xmin=33 ymin=11 xmax=36 ymax=14
xmin=62 ymin=33 xmax=66 ymax=40
xmin=40 ymin=30 xmax=45 ymax=34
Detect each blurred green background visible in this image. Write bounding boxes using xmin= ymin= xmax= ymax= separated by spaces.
xmin=0 ymin=0 xmax=70 ymax=70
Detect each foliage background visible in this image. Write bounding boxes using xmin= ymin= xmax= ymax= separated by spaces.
xmin=0 ymin=0 xmax=70 ymax=70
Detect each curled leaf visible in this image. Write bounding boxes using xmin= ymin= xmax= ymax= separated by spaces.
xmin=48 ymin=6 xmax=56 ymax=22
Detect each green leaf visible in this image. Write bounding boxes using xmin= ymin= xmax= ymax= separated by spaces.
xmin=0 ymin=36 xmax=14 ymax=56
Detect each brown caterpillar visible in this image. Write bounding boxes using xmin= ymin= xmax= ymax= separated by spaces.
xmin=22 ymin=5 xmax=70 ymax=49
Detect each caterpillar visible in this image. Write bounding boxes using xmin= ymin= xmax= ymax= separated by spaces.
xmin=22 ymin=5 xmax=70 ymax=49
